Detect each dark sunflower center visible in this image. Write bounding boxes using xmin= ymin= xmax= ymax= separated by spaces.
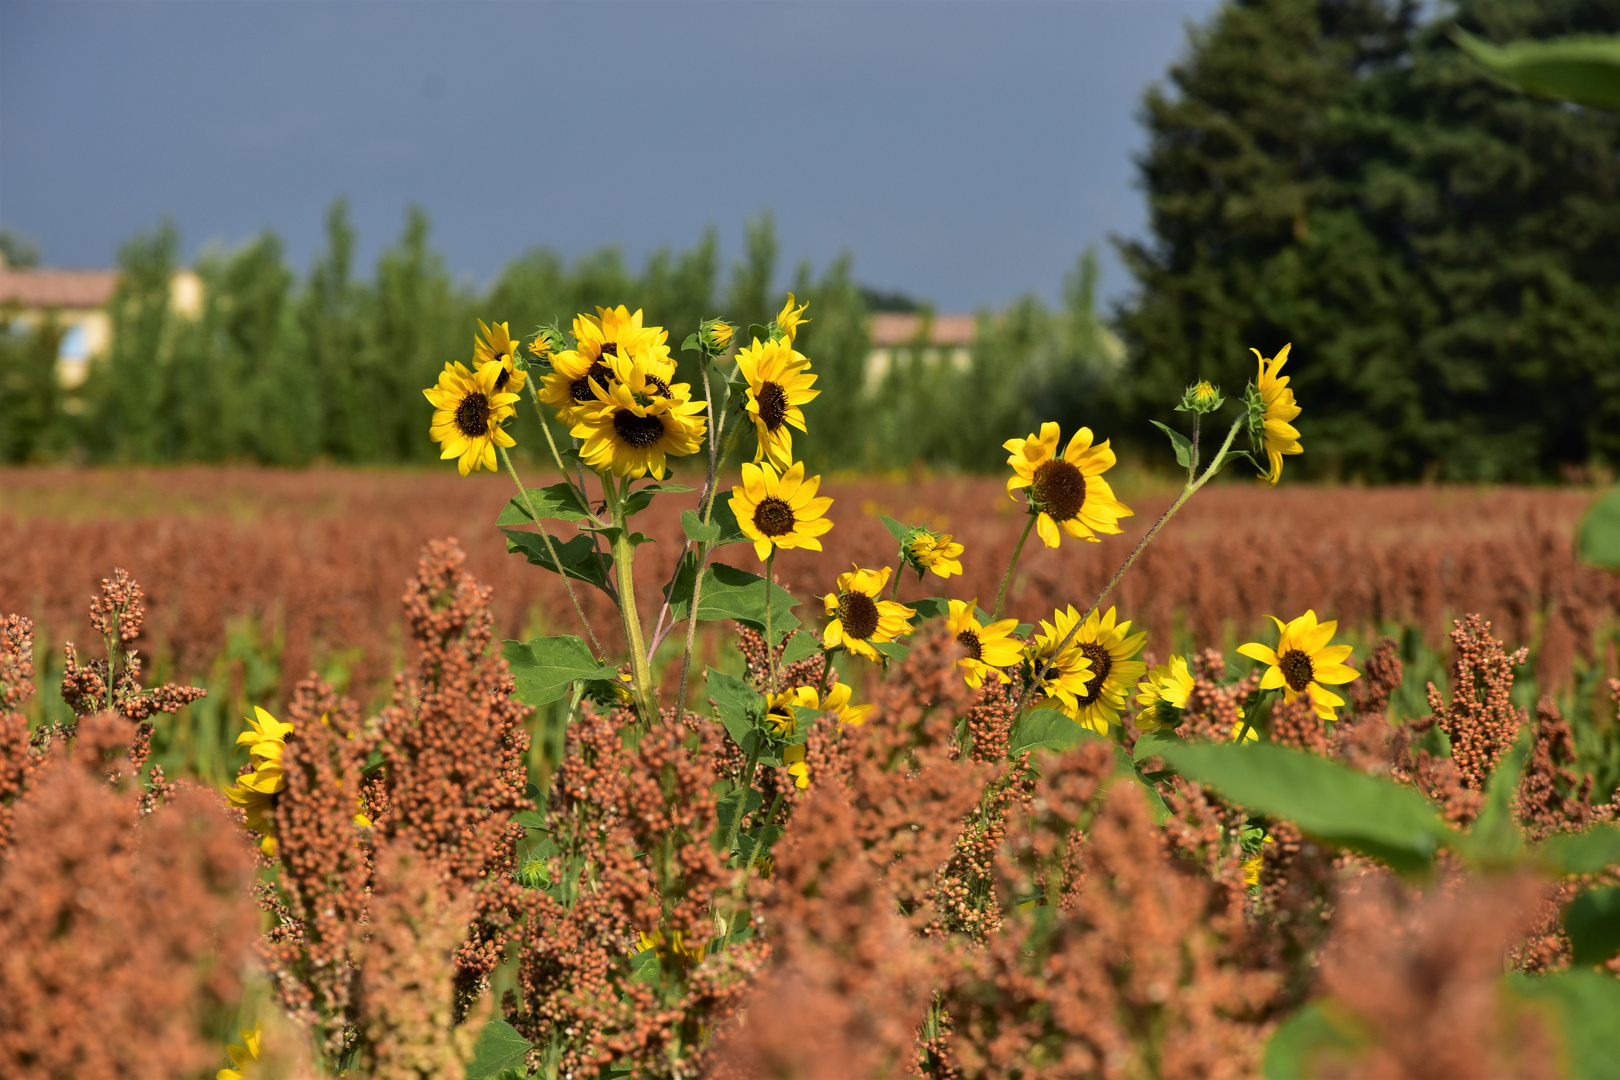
xmin=645 ymin=374 xmax=671 ymax=398
xmin=1076 ymin=641 xmax=1112 ymax=705
xmin=1278 ymin=649 xmax=1315 ymax=692
xmin=756 ymin=381 xmax=789 ymax=432
xmin=836 ymin=591 xmax=881 ymax=641
xmin=600 ymin=342 xmax=619 ymax=357
xmin=612 ymin=410 xmax=665 ymax=448
xmin=571 ymin=362 xmax=615 ymax=404
xmin=493 ymin=365 xmax=511 ymax=393
xmin=956 ymin=629 xmax=983 ymax=662
xmin=453 ymin=392 xmax=491 ymax=438
xmin=753 ymin=496 xmax=795 ymax=537
xmin=1030 ymin=459 xmax=1086 ymax=522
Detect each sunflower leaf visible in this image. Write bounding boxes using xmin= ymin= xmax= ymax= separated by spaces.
xmin=466 ymin=1021 xmax=533 ymax=1080
xmin=1452 ymin=28 xmax=1620 ymax=112
xmin=1457 ymin=727 xmax=1531 ymax=868
xmin=667 ymin=560 xmax=800 ymax=635
xmin=747 ymin=323 xmax=771 ymax=344
xmin=705 ymin=498 xmax=750 ymax=548
xmin=906 ymin=597 xmax=953 ymax=626
xmin=1533 ymin=823 xmax=1620 ymax=875
xmin=705 ymin=668 xmax=766 ymax=746
xmin=1564 ymin=887 xmax=1620 ymax=966
xmin=681 ymin=510 xmax=721 ymax=544
xmin=878 ymin=515 xmax=908 ymax=541
xmin=1149 ymin=420 xmax=1194 ymax=468
xmin=496 ymin=483 xmax=595 ymax=526
xmin=1008 ymin=709 xmax=1100 ymax=757
xmin=501 ymin=528 xmax=615 ymax=591
xmin=623 ymin=481 xmax=694 ymax=516
xmin=1506 ymin=971 xmax=1620 ymax=1078
xmin=681 ymin=332 xmax=701 ymax=353
xmin=779 ymin=631 xmax=823 ymax=667
xmin=502 ymin=635 xmax=617 ymax=708
xmin=1263 ymin=1001 xmax=1362 ymax=1080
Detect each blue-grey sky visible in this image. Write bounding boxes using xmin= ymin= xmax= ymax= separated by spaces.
xmin=1 ymin=0 xmax=1217 ymax=310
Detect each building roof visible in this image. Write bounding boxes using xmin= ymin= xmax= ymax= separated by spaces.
xmin=0 ymin=268 xmax=120 ymax=310
xmin=868 ymin=312 xmax=977 ymax=348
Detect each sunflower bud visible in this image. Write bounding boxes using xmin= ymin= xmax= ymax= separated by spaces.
xmin=527 ymin=324 xmax=565 ymax=363
xmin=900 ymin=526 xmax=964 ymax=580
xmin=702 ymin=319 xmax=735 ymax=352
xmin=1177 ymin=380 xmax=1224 ymax=414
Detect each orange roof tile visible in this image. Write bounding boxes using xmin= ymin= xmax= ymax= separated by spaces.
xmin=868 ymin=312 xmax=977 ymax=348
xmin=0 ymin=268 xmax=119 ymax=310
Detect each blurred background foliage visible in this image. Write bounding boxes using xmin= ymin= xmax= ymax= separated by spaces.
xmin=2 ymin=0 xmax=1617 ymax=480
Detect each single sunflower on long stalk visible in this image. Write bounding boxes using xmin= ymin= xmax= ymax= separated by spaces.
xmin=1247 ymin=344 xmax=1303 ymax=486
xmin=1005 ymin=422 xmax=1133 ymax=548
xmin=822 ymin=566 xmax=915 ymax=662
xmin=729 ymin=460 xmax=834 ymax=561
xmin=1237 ymin=609 xmax=1358 ymax=721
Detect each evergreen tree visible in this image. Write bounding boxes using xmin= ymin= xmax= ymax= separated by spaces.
xmin=1115 ymin=0 xmax=1620 ymax=480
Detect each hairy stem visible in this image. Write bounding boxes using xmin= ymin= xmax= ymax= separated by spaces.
xmin=500 ymin=443 xmax=607 ymax=660
xmin=992 ymin=513 xmax=1038 ymax=621
xmin=763 ymin=550 xmax=777 ymax=694
xmin=604 ymin=476 xmax=659 ymax=724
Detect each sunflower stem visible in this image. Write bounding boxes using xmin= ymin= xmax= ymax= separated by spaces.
xmin=674 ymin=346 xmax=739 ymax=712
xmin=499 ymin=443 xmax=607 ymax=661
xmin=992 ymin=514 xmax=1037 ymax=621
xmin=763 ymin=550 xmax=777 ymax=694
xmin=888 ymin=544 xmax=906 ymax=601
xmin=604 ymin=475 xmax=659 ymax=725
xmin=524 ymin=379 xmax=607 ymax=528
xmin=816 ymin=648 xmax=833 ymax=699
xmin=1011 ymin=416 xmax=1245 ymax=716
xmin=724 ymin=739 xmax=762 ymax=859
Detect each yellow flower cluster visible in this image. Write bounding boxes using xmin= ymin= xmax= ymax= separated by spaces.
xmin=223 ymin=706 xmax=294 ymax=857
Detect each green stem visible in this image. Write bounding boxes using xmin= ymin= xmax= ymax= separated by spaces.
xmin=674 ymin=354 xmax=737 ymax=712
xmin=499 ymin=443 xmax=607 ymax=661
xmin=763 ymin=550 xmax=777 ymax=694
xmin=604 ymin=476 xmax=659 ymax=725
xmin=992 ymin=513 xmax=1038 ymax=621
xmin=724 ymin=740 xmax=762 ymax=857
xmin=816 ymin=648 xmax=833 ymax=700
xmin=1013 ymin=416 xmax=1244 ymax=716
xmin=888 ymin=542 xmax=906 ymax=601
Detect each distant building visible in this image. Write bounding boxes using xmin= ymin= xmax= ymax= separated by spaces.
xmin=865 ymin=311 xmax=977 ymax=387
xmin=0 ymin=258 xmax=203 ymax=388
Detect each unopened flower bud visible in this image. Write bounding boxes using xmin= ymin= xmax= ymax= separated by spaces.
xmin=702 ymin=319 xmax=734 ymax=351
xmin=1178 ymin=380 xmax=1224 ymax=414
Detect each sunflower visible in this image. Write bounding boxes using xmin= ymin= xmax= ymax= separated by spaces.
xmin=822 ymin=566 xmax=915 ymax=663
xmin=1004 ymin=422 xmax=1134 ymax=548
xmin=224 ymin=707 xmax=296 ymax=856
xmin=819 ymin=682 xmax=873 ymax=726
xmin=571 ymin=356 xmax=707 ymax=479
xmin=904 ymin=529 xmax=964 ymax=579
xmin=1247 ymin=344 xmax=1302 ymax=486
xmin=474 ymin=318 xmax=526 ymax=396
xmin=946 ymin=599 xmax=1023 ymax=688
xmin=729 ymin=460 xmax=834 ymax=561
xmin=737 ymin=336 xmax=818 ymax=468
xmin=1237 ymin=609 xmax=1359 ymax=722
xmin=775 ymin=292 xmax=810 ymax=343
xmin=765 ymin=686 xmax=817 ymax=788
xmin=217 ymin=1023 xmax=262 ymax=1080
xmin=536 ymin=307 xmax=673 ymax=426
xmin=1134 ymin=655 xmax=1194 ymax=731
xmin=1030 ymin=605 xmax=1146 ymax=734
xmin=425 ymin=360 xmax=519 ymax=476
xmin=235 ymin=705 xmax=295 ymax=762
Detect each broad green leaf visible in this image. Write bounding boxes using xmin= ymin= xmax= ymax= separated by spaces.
xmin=1577 ymin=487 xmax=1620 ymax=570
xmin=1534 ymin=824 xmax=1620 ymax=875
xmin=1263 ymin=1001 xmax=1361 ymax=1079
xmin=873 ymin=641 xmax=910 ymax=663
xmin=779 ymin=631 xmax=822 ymax=667
xmin=681 ymin=509 xmax=720 ymax=544
xmin=502 ymin=635 xmax=616 ymax=707
xmin=1154 ymin=740 xmax=1453 ymax=873
xmin=878 ymin=514 xmax=908 ymax=541
xmin=737 ymin=823 xmax=785 ymax=864
xmin=629 ymin=945 xmax=661 ymax=985
xmin=747 ymin=322 xmax=770 ymax=343
xmin=1508 ymin=970 xmax=1620 ymax=1079
xmin=1132 ymin=729 xmax=1185 ymax=763
xmin=1565 ymin=887 xmax=1620 ymax=967
xmin=705 ymin=667 xmax=765 ymax=746
xmin=705 ymin=497 xmax=750 ymax=548
xmin=1113 ymin=744 xmax=1172 ymax=824
xmin=906 ymin=596 xmax=952 ymax=626
xmin=665 ymin=560 xmax=800 ymax=635
xmin=465 ymin=1019 xmax=533 ymax=1080
xmin=1453 ymin=29 xmax=1620 ymax=112
xmin=623 ymin=480 xmax=693 ymax=516
xmin=1008 ymin=709 xmax=1097 ymax=757
xmin=502 ymin=528 xmax=614 ymax=591
xmin=512 ymin=809 xmax=546 ymax=830
xmin=1149 ymin=419 xmax=1194 ymax=468
xmin=1459 ymin=728 xmax=1530 ymax=868
xmin=681 ymin=332 xmax=701 ymax=353
xmin=716 ymin=785 xmax=764 ymax=835
xmin=496 ymin=482 xmax=595 ymax=526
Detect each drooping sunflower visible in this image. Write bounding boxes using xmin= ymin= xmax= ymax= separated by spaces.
xmin=474 ymin=318 xmax=526 ymax=396
xmin=223 ymin=707 xmax=296 ymax=856
xmin=1031 ymin=605 xmax=1147 ymax=734
xmin=571 ymin=356 xmax=707 ymax=479
xmin=737 ymin=336 xmax=818 ymax=469
xmin=1134 ymin=655 xmax=1194 ymax=731
xmin=217 ymin=1023 xmax=263 ymax=1080
xmin=1005 ymin=422 xmax=1134 ymax=548
xmin=822 ymin=566 xmax=916 ymax=663
xmin=904 ymin=528 xmax=964 ymax=579
xmin=1248 ymin=344 xmax=1303 ymax=486
xmin=946 ymin=599 xmax=1023 ymax=688
xmin=765 ymin=686 xmax=817 ymax=788
xmin=775 ymin=292 xmax=810 ymax=343
xmin=1237 ymin=609 xmax=1359 ymax=721
xmin=425 ymin=360 xmax=519 ymax=476
xmin=819 ymin=682 xmax=873 ymax=727
xmin=729 ymin=460 xmax=834 ymax=561
xmin=235 ymin=704 xmax=295 ymax=762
